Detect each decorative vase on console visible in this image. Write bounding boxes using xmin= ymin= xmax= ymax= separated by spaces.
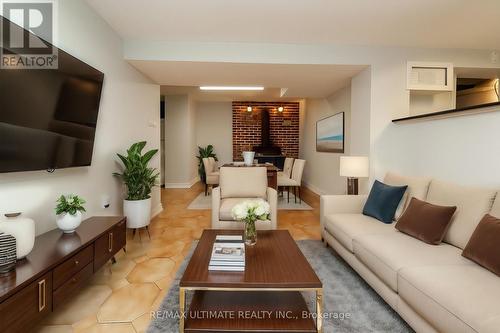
xmin=0 ymin=232 xmax=17 ymax=274
xmin=55 ymin=195 xmax=86 ymax=233
xmin=0 ymin=213 xmax=35 ymax=260
xmin=242 ymin=151 xmax=255 ymax=166
xmin=231 ymin=199 xmax=270 ymax=246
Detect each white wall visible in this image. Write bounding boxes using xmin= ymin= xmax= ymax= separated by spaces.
xmin=300 ymin=86 xmax=351 ymax=194
xmin=195 ymin=101 xmax=233 ymax=165
xmin=164 ymin=95 xmax=198 ymax=187
xmin=164 ymin=99 xmax=231 ymax=187
xmin=0 ymin=0 xmax=161 ymax=235
xmin=368 ymin=52 xmax=500 ymax=187
xmin=188 ymin=96 xmax=198 ymax=183
xmin=349 ymin=68 xmax=372 ymax=193
xmin=126 ymin=42 xmax=500 ymax=188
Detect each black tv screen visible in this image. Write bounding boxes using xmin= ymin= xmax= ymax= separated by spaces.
xmin=0 ymin=26 xmax=104 ymax=173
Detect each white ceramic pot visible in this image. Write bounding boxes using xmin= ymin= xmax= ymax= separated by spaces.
xmin=56 ymin=211 xmax=82 ymax=234
xmin=123 ymin=198 xmax=152 ymax=229
xmin=0 ymin=214 xmax=35 ymax=259
xmin=242 ymin=151 xmax=255 ymax=166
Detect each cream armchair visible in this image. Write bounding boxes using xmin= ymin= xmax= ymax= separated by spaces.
xmin=211 ymin=167 xmax=277 ymax=230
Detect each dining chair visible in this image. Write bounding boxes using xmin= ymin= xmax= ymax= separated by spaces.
xmin=277 ymin=159 xmax=306 ymax=203
xmin=203 ymin=157 xmax=219 ymax=195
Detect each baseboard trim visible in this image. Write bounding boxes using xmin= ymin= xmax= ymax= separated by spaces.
xmin=152 ymin=203 xmax=164 ymax=218
xmin=302 ymin=181 xmax=327 ymax=196
xmin=190 ymin=176 xmax=201 ymax=187
xmin=165 ymin=176 xmax=199 ymax=189
xmin=165 ymin=183 xmax=191 ymax=189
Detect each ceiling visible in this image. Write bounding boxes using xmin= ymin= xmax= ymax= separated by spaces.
xmin=160 ymin=86 xmax=294 ymax=102
xmin=86 ymin=0 xmax=500 ymax=50
xmin=131 ymin=61 xmax=366 ymax=98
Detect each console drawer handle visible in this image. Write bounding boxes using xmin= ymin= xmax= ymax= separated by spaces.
xmin=38 ymin=279 xmax=46 ymax=312
xmin=108 ymin=232 xmax=113 ymax=253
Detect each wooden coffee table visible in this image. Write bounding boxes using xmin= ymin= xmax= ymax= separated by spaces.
xmin=179 ymin=229 xmax=323 ymax=333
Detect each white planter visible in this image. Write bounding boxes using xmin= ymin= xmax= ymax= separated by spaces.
xmin=123 ymin=198 xmax=152 ymax=229
xmin=242 ymin=151 xmax=255 ymax=166
xmin=0 ymin=214 xmax=35 ymax=259
xmin=56 ymin=211 xmax=82 ymax=234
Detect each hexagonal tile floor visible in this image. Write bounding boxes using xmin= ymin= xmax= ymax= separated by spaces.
xmin=127 ymin=257 xmax=176 ymax=284
xmin=34 ymin=183 xmax=320 ymax=332
xmin=97 ymin=283 xmax=160 ymax=322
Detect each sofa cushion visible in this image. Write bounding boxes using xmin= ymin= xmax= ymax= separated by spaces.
xmin=219 ymin=198 xmax=269 ymax=221
xmin=353 ymin=232 xmax=473 ymax=292
xmin=324 ymin=214 xmax=395 ymax=252
xmin=398 ymin=265 xmax=500 ymax=333
xmin=426 ymin=180 xmax=497 ymax=249
xmin=363 ymin=180 xmax=408 ymax=223
xmin=220 ymin=167 xmax=267 ymax=199
xmin=490 ymin=192 xmax=500 ymax=218
xmin=462 ymin=214 xmax=500 ymax=277
xmin=384 ymin=172 xmax=431 ymax=219
xmin=395 ymin=197 xmax=457 ymax=245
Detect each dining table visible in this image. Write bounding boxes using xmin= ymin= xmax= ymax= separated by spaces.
xmin=221 ymin=163 xmax=279 ymax=190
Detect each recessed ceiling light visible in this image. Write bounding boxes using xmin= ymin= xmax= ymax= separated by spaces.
xmin=247 ymin=106 xmax=253 ymax=112
xmin=277 ymin=106 xmax=284 ymax=112
xmin=200 ymin=86 xmax=264 ymax=91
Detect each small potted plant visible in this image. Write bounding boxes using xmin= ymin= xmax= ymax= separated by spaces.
xmin=113 ymin=141 xmax=159 ymax=231
xmin=55 ymin=194 xmax=86 ymax=233
xmin=231 ymin=199 xmax=270 ymax=245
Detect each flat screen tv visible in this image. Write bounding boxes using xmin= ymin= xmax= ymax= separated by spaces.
xmin=0 ymin=20 xmax=104 ymax=173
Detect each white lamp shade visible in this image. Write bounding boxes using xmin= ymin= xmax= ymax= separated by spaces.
xmin=340 ymin=156 xmax=369 ymax=178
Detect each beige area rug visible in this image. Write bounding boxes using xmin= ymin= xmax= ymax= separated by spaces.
xmin=187 ymin=191 xmax=313 ymax=210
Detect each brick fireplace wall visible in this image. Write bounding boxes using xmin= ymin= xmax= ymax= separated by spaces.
xmin=232 ymin=101 xmax=300 ymax=160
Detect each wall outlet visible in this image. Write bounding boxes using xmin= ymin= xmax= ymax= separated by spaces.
xmin=101 ymin=195 xmax=110 ymax=209
xmin=491 ymin=51 xmax=499 ymax=64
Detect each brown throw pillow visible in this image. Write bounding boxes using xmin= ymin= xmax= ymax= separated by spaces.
xmin=462 ymin=214 xmax=500 ymax=277
xmin=395 ymin=197 xmax=457 ymax=245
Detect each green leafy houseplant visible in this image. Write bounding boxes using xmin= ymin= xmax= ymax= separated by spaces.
xmin=197 ymin=145 xmax=218 ymax=183
xmin=113 ymin=141 xmax=159 ymax=201
xmin=55 ymin=195 xmax=86 ymax=216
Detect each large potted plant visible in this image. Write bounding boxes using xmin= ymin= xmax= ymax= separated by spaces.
xmin=196 ymin=145 xmax=218 ymax=183
xmin=113 ymin=141 xmax=159 ymax=230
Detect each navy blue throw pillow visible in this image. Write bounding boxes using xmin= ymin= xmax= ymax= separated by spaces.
xmin=363 ymin=180 xmax=408 ymax=224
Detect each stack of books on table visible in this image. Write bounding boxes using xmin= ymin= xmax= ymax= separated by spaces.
xmin=208 ymin=235 xmax=245 ymax=272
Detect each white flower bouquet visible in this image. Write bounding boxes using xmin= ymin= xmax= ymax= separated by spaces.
xmin=231 ymin=199 xmax=270 ymax=245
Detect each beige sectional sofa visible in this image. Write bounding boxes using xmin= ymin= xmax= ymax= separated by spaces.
xmin=320 ymin=173 xmax=500 ymax=333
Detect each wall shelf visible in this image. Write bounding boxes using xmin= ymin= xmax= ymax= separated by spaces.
xmin=393 ymin=101 xmax=500 ymax=123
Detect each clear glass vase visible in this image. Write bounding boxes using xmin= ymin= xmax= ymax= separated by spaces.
xmin=244 ymin=218 xmax=257 ymax=246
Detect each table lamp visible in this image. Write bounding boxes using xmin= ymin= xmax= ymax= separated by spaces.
xmin=340 ymin=156 xmax=369 ymax=195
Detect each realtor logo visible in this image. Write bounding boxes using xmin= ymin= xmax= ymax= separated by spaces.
xmin=0 ymin=0 xmax=58 ymax=69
